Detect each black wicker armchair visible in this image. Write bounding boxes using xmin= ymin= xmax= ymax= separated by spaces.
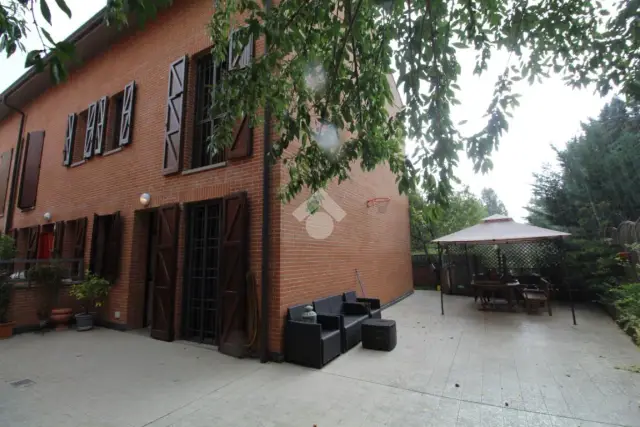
xmin=284 ymin=303 xmax=342 ymax=368
xmin=313 ymin=294 xmax=369 ymax=352
xmin=343 ymin=291 xmax=382 ymax=319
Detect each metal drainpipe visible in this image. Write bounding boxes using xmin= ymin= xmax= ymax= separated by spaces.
xmin=1 ymin=98 xmax=26 ymax=235
xmin=259 ymin=0 xmax=273 ymax=364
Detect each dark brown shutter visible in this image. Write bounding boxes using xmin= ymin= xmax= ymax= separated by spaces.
xmin=52 ymin=221 xmax=65 ymax=258
xmin=84 ymin=102 xmax=97 ymax=159
xmin=63 ymin=114 xmax=76 ymax=166
xmin=89 ymin=214 xmax=100 ymax=274
xmin=227 ymin=115 xmax=252 ymax=159
xmin=18 ymin=131 xmax=45 ymax=210
xmin=74 ymin=217 xmax=87 ymax=262
xmin=163 ymin=56 xmax=188 ymax=175
xmin=219 ymin=192 xmax=248 ymax=357
xmin=0 ymin=150 xmax=13 ymax=216
xmin=26 ymin=226 xmax=39 ymax=260
xmin=150 ymin=204 xmax=180 ymax=342
xmin=228 ymin=30 xmax=253 ymax=71
xmin=94 ymin=96 xmax=108 ymax=155
xmin=103 ymin=212 xmax=122 ymax=283
xmin=119 ymin=81 xmax=136 ymax=146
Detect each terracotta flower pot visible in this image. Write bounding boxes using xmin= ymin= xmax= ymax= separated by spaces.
xmin=50 ymin=308 xmax=73 ymax=331
xmin=0 ymin=321 xmax=15 ymax=339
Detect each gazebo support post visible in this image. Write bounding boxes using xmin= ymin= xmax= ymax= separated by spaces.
xmin=560 ymin=238 xmax=577 ymax=325
xmin=438 ymin=243 xmax=444 ymax=315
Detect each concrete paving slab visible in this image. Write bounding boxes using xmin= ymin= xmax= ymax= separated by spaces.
xmin=0 ymin=291 xmax=638 ymax=427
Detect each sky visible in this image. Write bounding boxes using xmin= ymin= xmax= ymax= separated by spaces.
xmin=0 ymin=1 xmax=609 ymax=222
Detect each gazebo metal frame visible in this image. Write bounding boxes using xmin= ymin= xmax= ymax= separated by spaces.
xmin=432 ymin=215 xmax=576 ymax=325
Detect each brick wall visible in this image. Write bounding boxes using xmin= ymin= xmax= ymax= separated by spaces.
xmin=0 ymin=0 xmax=412 ymax=355
xmin=0 ymin=0 xmax=268 ymax=338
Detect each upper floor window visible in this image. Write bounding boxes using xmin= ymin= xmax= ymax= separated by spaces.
xmin=63 ymin=82 xmax=136 ymax=167
xmin=192 ymin=53 xmax=226 ymax=169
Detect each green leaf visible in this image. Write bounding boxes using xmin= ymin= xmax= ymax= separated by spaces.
xmin=55 ymin=0 xmax=72 ymax=18
xmin=41 ymin=28 xmax=55 ymax=46
xmin=40 ymin=0 xmax=52 ymax=25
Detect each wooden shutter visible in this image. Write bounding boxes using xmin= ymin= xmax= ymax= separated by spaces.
xmin=163 ymin=56 xmax=188 ymax=175
xmin=94 ymin=96 xmax=108 ymax=155
xmin=74 ymin=217 xmax=87 ymax=262
xmin=26 ymin=226 xmax=39 ymax=260
xmin=150 ymin=204 xmax=180 ymax=341
xmin=18 ymin=131 xmax=44 ymax=210
xmin=63 ymin=114 xmax=76 ymax=166
xmin=219 ymin=192 xmax=248 ymax=357
xmin=228 ymin=115 xmax=252 ymax=159
xmin=89 ymin=214 xmax=100 ymax=274
xmin=0 ymin=150 xmax=12 ymax=216
xmin=52 ymin=221 xmax=65 ymax=258
xmin=84 ymin=102 xmax=97 ymax=159
xmin=119 ymin=81 xmax=136 ymax=146
xmin=103 ymin=212 xmax=122 ymax=283
xmin=228 ymin=30 xmax=253 ymax=71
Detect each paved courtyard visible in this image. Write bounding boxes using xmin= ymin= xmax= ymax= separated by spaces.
xmin=1 ymin=290 xmax=639 ymax=427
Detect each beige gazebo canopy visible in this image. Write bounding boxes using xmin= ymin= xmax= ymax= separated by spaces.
xmin=432 ymin=215 xmax=575 ymax=324
xmin=433 ymin=215 xmax=570 ymax=245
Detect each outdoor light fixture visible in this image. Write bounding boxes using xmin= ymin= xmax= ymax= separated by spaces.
xmin=43 ymin=212 xmax=52 ymax=222
xmin=139 ymin=193 xmax=151 ymax=207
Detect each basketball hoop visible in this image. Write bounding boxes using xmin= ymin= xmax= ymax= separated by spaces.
xmin=366 ymin=197 xmax=391 ymax=213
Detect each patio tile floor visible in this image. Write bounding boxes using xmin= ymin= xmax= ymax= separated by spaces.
xmin=1 ymin=290 xmax=638 ymax=427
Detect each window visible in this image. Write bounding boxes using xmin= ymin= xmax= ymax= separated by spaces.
xmin=192 ymin=53 xmax=227 ymax=169
xmin=72 ymin=110 xmax=88 ymax=164
xmin=90 ymin=212 xmax=122 ymax=283
xmin=105 ymin=91 xmax=125 ymax=152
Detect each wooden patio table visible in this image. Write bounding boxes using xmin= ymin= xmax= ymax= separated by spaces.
xmin=471 ymin=280 xmax=524 ymax=311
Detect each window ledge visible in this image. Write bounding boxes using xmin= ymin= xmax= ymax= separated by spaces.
xmin=182 ymin=162 xmax=227 ymax=176
xmin=70 ymin=160 xmax=86 ymax=168
xmin=103 ymin=147 xmax=123 ymax=157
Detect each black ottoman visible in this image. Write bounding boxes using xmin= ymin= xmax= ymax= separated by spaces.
xmin=361 ymin=319 xmax=396 ymax=351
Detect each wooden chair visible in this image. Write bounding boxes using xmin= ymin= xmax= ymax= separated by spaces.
xmin=522 ymin=278 xmax=552 ymax=315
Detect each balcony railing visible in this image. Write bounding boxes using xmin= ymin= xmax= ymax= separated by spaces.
xmin=0 ymin=258 xmax=85 ymax=285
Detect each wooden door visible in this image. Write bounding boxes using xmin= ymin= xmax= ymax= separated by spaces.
xmin=219 ymin=192 xmax=248 ymax=357
xmin=150 ymin=204 xmax=180 ymax=341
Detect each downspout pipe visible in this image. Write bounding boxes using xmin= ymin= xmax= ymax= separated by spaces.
xmin=0 ymin=97 xmax=26 ymax=235
xmin=260 ymin=0 xmax=272 ymax=364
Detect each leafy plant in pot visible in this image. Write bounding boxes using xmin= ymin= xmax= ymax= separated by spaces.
xmin=69 ymin=272 xmax=111 ymax=331
xmin=0 ymin=234 xmax=16 ymax=339
xmin=27 ymin=261 xmax=69 ymax=330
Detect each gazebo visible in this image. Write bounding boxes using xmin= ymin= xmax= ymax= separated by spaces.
xmin=432 ymin=215 xmax=575 ymax=324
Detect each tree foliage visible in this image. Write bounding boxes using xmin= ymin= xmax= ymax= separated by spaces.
xmin=2 ymin=0 xmax=640 ymax=205
xmin=411 ymin=187 xmax=486 ymax=254
xmin=480 ymin=188 xmax=507 ymax=216
xmin=527 ymin=97 xmax=640 ymax=238
xmin=528 ymin=97 xmax=640 ymax=300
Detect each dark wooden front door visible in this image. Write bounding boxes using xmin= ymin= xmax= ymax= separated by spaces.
xmin=150 ymin=204 xmax=180 ymax=342
xmin=183 ymin=201 xmax=222 ymax=345
xmin=219 ymin=192 xmax=249 ymax=357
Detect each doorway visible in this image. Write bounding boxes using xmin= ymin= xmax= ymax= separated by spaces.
xmin=183 ymin=200 xmax=222 ymax=345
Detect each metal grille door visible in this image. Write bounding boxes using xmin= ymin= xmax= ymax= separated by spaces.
xmin=184 ymin=201 xmax=221 ymax=344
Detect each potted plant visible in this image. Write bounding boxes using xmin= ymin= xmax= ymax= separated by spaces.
xmin=70 ymin=272 xmax=111 ymax=331
xmin=28 ymin=261 xmax=70 ymax=330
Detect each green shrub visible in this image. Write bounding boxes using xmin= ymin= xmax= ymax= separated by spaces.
xmin=609 ymin=282 xmax=640 ymax=345
xmin=69 ymin=272 xmax=111 ymax=315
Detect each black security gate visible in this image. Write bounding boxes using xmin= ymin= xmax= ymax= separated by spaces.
xmin=183 ymin=201 xmax=222 ymax=344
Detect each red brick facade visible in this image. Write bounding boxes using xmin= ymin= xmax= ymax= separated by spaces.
xmin=0 ymin=0 xmax=412 ymax=354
